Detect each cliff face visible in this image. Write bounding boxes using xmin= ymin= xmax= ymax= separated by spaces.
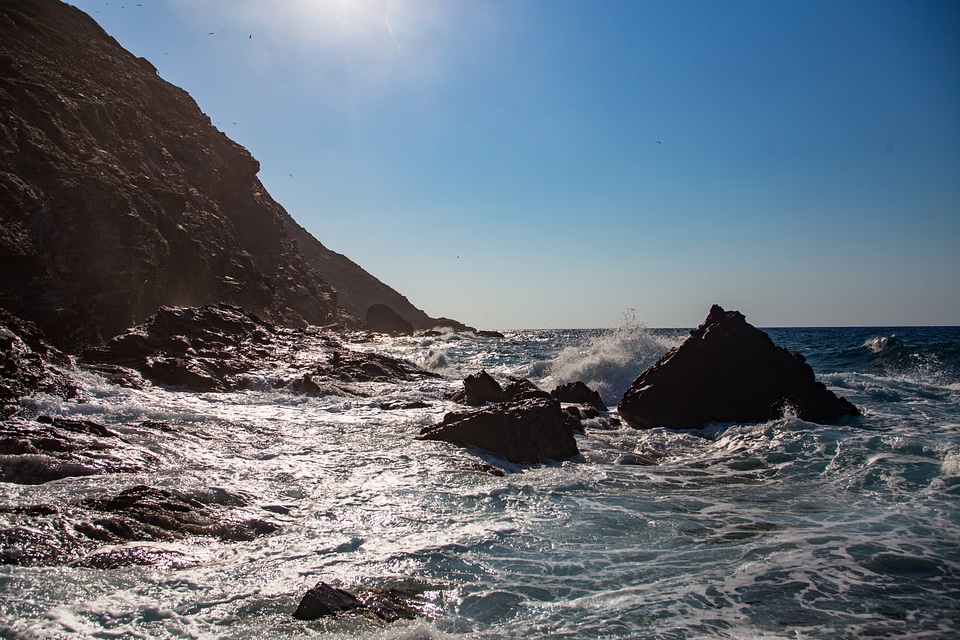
xmin=0 ymin=0 xmax=446 ymax=350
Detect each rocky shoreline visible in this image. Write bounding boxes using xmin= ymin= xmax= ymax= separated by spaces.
xmin=1 ymin=304 xmax=860 ymax=596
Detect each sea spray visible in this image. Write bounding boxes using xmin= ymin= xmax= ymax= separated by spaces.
xmin=543 ymin=311 xmax=681 ymax=406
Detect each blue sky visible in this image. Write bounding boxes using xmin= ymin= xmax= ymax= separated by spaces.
xmin=69 ymin=0 xmax=959 ymax=328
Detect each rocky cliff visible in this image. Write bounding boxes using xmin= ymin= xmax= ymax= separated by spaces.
xmin=0 ymin=0 xmax=447 ymax=350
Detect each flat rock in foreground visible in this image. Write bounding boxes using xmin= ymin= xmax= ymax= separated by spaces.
xmin=617 ymin=305 xmax=859 ymax=429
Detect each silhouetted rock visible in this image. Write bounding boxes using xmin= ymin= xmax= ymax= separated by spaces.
xmin=551 ymin=381 xmax=608 ymax=411
xmin=431 ymin=317 xmax=477 ymax=333
xmin=450 ymin=370 xmax=506 ymax=405
xmin=502 ymin=376 xmax=553 ymax=402
xmin=617 ymin=305 xmax=860 ymax=429
xmin=365 ymin=304 xmax=414 ymax=336
xmin=419 ymin=397 xmax=579 ymax=465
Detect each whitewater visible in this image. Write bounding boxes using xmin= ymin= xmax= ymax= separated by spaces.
xmin=2 ymin=321 xmax=959 ymax=639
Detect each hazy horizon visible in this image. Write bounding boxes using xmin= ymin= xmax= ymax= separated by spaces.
xmin=69 ymin=0 xmax=960 ymax=330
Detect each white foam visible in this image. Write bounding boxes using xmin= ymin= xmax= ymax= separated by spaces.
xmin=544 ymin=311 xmax=679 ymax=405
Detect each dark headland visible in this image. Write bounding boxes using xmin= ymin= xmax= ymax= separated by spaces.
xmin=0 ymin=0 xmax=467 ymax=352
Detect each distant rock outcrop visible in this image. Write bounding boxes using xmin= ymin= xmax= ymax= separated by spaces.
xmin=617 ymin=304 xmax=860 ymax=429
xmin=365 ymin=304 xmax=414 ymax=336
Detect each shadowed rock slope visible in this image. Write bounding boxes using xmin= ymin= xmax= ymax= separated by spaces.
xmin=0 ymin=0 xmax=445 ymax=349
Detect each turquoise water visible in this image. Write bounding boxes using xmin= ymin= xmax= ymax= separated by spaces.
xmin=2 ymin=323 xmax=958 ymax=638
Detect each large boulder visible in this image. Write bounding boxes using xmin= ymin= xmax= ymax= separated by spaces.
xmin=617 ymin=305 xmax=859 ymax=429
xmin=551 ymin=381 xmax=608 ymax=412
xmin=450 ymin=370 xmax=506 ymax=405
xmin=418 ymin=397 xmax=579 ymax=465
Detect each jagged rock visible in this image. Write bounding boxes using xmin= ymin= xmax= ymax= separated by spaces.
xmin=503 ymin=376 xmax=553 ymax=402
xmin=0 ymin=310 xmax=79 ymax=417
xmin=450 ymin=370 xmax=506 ymax=405
xmin=82 ymin=304 xmax=437 ymax=393
xmin=293 ymin=582 xmax=424 ymax=622
xmin=617 ymin=304 xmax=860 ymax=429
xmin=365 ymin=304 xmax=414 ymax=336
xmin=551 ymin=381 xmax=608 ymax=411
xmin=0 ymin=484 xmax=279 ymax=567
xmin=418 ymin=397 xmax=579 ymax=465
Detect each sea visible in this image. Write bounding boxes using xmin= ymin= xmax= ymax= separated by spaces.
xmin=2 ymin=318 xmax=959 ymax=639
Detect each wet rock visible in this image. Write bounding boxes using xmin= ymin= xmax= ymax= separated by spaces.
xmin=82 ymin=304 xmax=437 ymax=394
xmin=293 ymin=581 xmax=427 ymax=622
xmin=0 ymin=416 xmax=158 ymax=484
xmin=0 ymin=312 xmax=80 ymax=418
xmin=83 ymin=485 xmax=279 ymax=542
xmin=366 ymin=304 xmax=414 ymax=336
xmin=419 ymin=397 xmax=579 ymax=465
xmin=450 ymin=370 xmax=506 ymax=405
xmin=617 ymin=305 xmax=861 ymax=429
xmin=294 ymin=582 xmax=366 ymax=620
xmin=0 ymin=484 xmax=280 ymax=567
xmin=551 ymin=381 xmax=608 ymax=412
xmin=615 ymin=453 xmax=656 ymax=466
xmin=379 ymin=400 xmax=431 ymax=411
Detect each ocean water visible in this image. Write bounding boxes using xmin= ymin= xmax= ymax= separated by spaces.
xmin=2 ymin=322 xmax=959 ymax=639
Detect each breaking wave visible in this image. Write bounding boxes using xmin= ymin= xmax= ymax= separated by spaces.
xmin=543 ymin=311 xmax=681 ymax=406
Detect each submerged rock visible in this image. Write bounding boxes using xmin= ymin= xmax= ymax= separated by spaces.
xmin=0 ymin=416 xmax=160 ymax=484
xmin=294 ymin=581 xmax=426 ymax=622
xmin=617 ymin=304 xmax=860 ymax=429
xmin=419 ymin=397 xmax=579 ymax=465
